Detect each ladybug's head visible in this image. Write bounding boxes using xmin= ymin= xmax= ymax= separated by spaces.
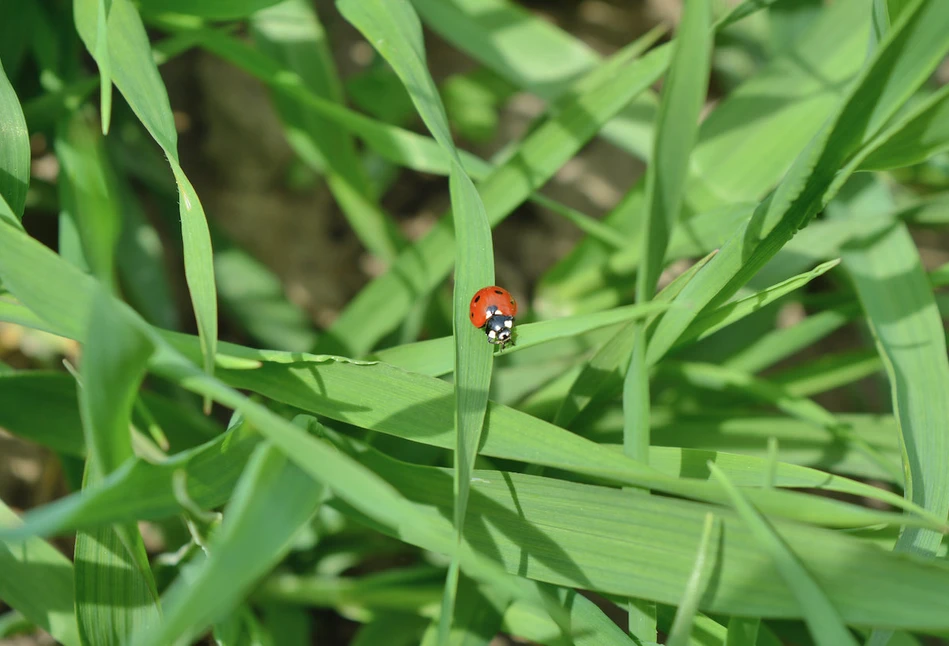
xmin=485 ymin=313 xmax=514 ymax=346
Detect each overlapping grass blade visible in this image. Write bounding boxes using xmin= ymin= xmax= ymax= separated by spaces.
xmin=623 ymin=2 xmax=710 ymax=547
xmin=678 ymin=259 xmax=839 ymax=347
xmin=411 ymin=0 xmax=658 ymax=161
xmin=859 ymin=82 xmax=949 ymax=171
xmin=709 ymin=464 xmax=858 ymax=645
xmin=536 ymin=0 xmax=867 ymax=315
xmin=74 ymin=287 xmax=160 ymax=645
xmin=0 ymin=58 xmax=29 ymax=224
xmin=73 ymin=494 xmax=160 ymax=646
xmin=251 ymin=0 xmax=407 ymax=263
xmin=373 ymin=301 xmax=669 ymax=377
xmin=333 ymin=448 xmax=949 ymax=629
xmin=665 ymin=513 xmax=719 ymax=646
xmin=74 ymin=0 xmax=217 ymax=382
xmin=0 ymin=220 xmax=932 ymax=531
xmin=336 ymin=0 xmax=496 ymax=637
xmin=647 ymin=0 xmax=949 ymax=366
xmin=0 ymin=500 xmax=81 ymax=646
xmin=501 ymin=587 xmax=636 ymax=645
xmin=130 ymin=438 xmax=325 ymax=646
xmin=0 ymin=219 xmax=560 ymax=632
xmin=320 ymin=34 xmax=670 ymax=356
xmin=837 ymin=191 xmax=949 ymax=557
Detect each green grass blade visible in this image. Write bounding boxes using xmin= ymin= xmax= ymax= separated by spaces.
xmin=73 ymin=497 xmax=160 ymax=646
xmin=55 ymin=109 xmax=121 ymax=287
xmin=665 ymin=513 xmax=720 ymax=646
xmin=647 ymin=0 xmax=949 ymax=365
xmin=373 ymin=301 xmax=669 ymax=377
xmin=114 ymin=171 xmax=179 ymax=330
xmin=635 ymin=0 xmax=711 ymax=302
xmin=501 ymin=586 xmax=636 ymax=646
xmin=92 ymin=0 xmax=112 ymax=133
xmin=79 ymin=286 xmax=155 ymax=473
xmin=335 ymin=449 xmax=949 ymax=630
xmin=677 ymin=258 xmax=840 ymax=347
xmin=709 ymin=463 xmax=859 ymax=646
xmin=130 ymin=439 xmax=325 ymax=646
xmin=0 ymin=58 xmax=29 ymax=223
xmin=74 ymin=0 xmax=217 ymax=383
xmin=336 ymin=1 xmax=495 ymax=638
xmin=0 ymin=500 xmax=81 ymax=646
xmin=214 ymin=240 xmax=317 ymax=352
xmin=838 ymin=201 xmax=949 ymax=557
xmin=859 ymin=82 xmax=949 ymax=171
xmin=138 ymin=0 xmax=283 ymax=18
xmin=0 ymin=372 xmax=87 ymax=456
xmin=251 ymin=0 xmax=407 ymax=262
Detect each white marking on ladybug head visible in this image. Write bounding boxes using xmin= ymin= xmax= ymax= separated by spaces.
xmin=503 ymin=319 xmax=513 ymax=328
xmin=487 ymin=329 xmax=497 ymax=339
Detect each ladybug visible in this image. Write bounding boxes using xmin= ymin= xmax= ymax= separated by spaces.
xmin=469 ymin=286 xmax=518 ymax=348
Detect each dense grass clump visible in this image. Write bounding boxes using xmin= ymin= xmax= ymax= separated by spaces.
xmin=2 ymin=0 xmax=949 ymax=644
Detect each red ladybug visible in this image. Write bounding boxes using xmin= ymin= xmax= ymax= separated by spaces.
xmin=469 ymin=286 xmax=518 ymax=348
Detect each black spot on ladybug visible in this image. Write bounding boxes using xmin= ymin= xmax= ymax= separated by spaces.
xmin=474 ymin=295 xmax=480 ymax=302
xmin=494 ymin=289 xmax=503 ymax=295
xmin=469 ymin=312 xmax=474 ymax=317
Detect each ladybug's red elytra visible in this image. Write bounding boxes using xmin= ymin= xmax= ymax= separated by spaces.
xmin=469 ymin=286 xmax=517 ymax=348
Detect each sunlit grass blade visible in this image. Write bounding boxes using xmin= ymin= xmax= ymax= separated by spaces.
xmin=335 ymin=448 xmax=949 ymax=629
xmin=677 ymin=258 xmax=839 ymax=347
xmin=837 ymin=193 xmax=949 ymax=557
xmin=0 ymin=58 xmax=29 ymax=224
xmin=771 ymin=349 xmax=881 ymax=398
xmin=859 ymin=82 xmax=949 ymax=171
xmin=251 ymin=0 xmax=407 ymax=263
xmin=79 ymin=286 xmax=154 ymax=474
xmin=709 ymin=463 xmax=859 ymax=646
xmin=74 ymin=286 xmax=160 ymax=644
xmin=373 ymin=301 xmax=670 ymax=377
xmin=665 ymin=513 xmax=719 ymax=646
xmin=635 ymin=0 xmax=711 ymax=303
xmin=90 ymin=0 xmax=113 ymax=133
xmin=0 ymin=500 xmax=81 ymax=646
xmin=130 ymin=438 xmax=325 ymax=646
xmin=73 ymin=498 xmax=160 ymax=646
xmin=74 ymin=0 xmax=217 ymax=385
